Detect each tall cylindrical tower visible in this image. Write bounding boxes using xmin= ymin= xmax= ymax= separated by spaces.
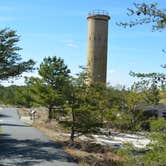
xmin=87 ymin=10 xmax=110 ymax=84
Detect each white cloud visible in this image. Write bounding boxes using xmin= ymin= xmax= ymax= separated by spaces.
xmin=107 ymin=69 xmax=138 ymax=87
xmin=108 ymin=69 xmax=116 ymax=74
xmin=63 ymin=39 xmax=79 ymax=48
xmin=66 ymin=43 xmax=78 ymax=48
xmin=1 ymin=72 xmax=39 ymax=87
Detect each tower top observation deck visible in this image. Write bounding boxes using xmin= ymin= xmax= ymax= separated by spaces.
xmin=87 ymin=10 xmax=110 ymax=20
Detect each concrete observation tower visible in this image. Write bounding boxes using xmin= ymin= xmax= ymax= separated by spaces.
xmin=87 ymin=10 xmax=110 ymax=84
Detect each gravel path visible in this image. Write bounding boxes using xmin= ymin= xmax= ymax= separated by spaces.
xmin=0 ymin=107 xmax=78 ymax=166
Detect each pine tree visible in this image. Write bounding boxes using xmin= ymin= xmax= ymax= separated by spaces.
xmin=0 ymin=28 xmax=35 ymax=80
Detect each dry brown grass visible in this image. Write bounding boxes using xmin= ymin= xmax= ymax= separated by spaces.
xmin=65 ymin=147 xmax=122 ymax=166
xmin=18 ymin=107 xmax=123 ymax=165
xmin=34 ymin=122 xmax=70 ymax=141
xmin=18 ymin=107 xmax=30 ymax=117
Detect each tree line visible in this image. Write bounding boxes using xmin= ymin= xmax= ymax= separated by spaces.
xmin=0 ymin=54 xmax=161 ymax=143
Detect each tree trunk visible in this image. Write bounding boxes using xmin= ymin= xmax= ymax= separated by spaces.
xmin=70 ymin=107 xmax=75 ymax=146
xmin=48 ymin=107 xmax=52 ymax=122
xmin=70 ymin=124 xmax=75 ymax=146
xmin=100 ymin=110 xmax=104 ymax=124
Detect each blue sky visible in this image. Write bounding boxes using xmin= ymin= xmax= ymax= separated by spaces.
xmin=0 ymin=0 xmax=166 ymax=87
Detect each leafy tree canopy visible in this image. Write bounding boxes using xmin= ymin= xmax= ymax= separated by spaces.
xmin=118 ymin=2 xmax=166 ymax=31
xmin=0 ymin=28 xmax=35 ymax=80
xmin=38 ymin=56 xmax=70 ymax=92
xmin=118 ymin=2 xmax=166 ymax=87
xmin=25 ymin=56 xmax=71 ymax=121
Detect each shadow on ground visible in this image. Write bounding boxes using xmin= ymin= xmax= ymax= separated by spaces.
xmin=0 ymin=133 xmax=77 ymax=166
xmin=0 ymin=123 xmax=29 ymax=127
xmin=0 ymin=114 xmax=11 ymax=118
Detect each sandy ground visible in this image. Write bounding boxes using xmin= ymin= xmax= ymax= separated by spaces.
xmin=20 ymin=115 xmax=150 ymax=149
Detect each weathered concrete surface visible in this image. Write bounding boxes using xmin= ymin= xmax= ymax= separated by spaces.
xmin=0 ymin=107 xmax=78 ymax=166
xmin=87 ymin=12 xmax=110 ymax=84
